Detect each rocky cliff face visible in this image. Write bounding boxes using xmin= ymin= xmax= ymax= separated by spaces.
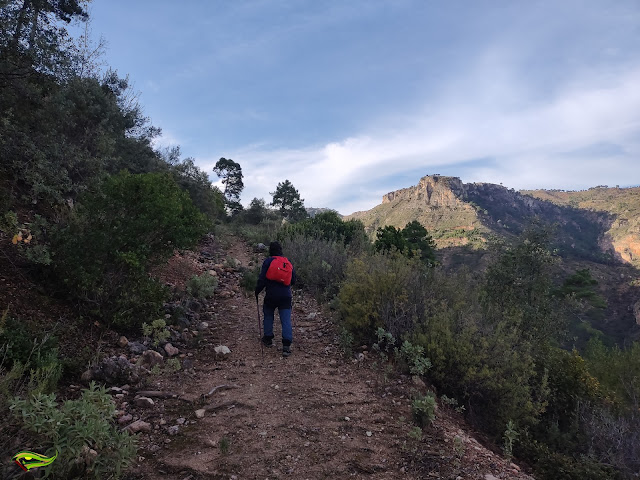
xmin=349 ymin=174 xmax=620 ymax=263
xmin=381 ymin=175 xmax=468 ymax=208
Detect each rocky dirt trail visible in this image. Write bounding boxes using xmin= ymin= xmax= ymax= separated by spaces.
xmin=120 ymin=234 xmax=534 ymax=480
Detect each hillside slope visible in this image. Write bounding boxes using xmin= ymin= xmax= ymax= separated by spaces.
xmin=119 ymin=235 xmax=533 ymax=480
xmin=522 ymin=186 xmax=640 ymax=267
xmin=346 ymin=175 xmax=623 ymax=264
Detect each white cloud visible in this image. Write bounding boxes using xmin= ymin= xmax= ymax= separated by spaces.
xmin=151 ymin=130 xmax=181 ymax=150
xmin=209 ymin=63 xmax=639 ymax=214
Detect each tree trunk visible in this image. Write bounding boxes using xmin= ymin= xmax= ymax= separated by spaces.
xmin=11 ymin=0 xmax=32 ymax=50
xmin=27 ymin=0 xmax=41 ymax=52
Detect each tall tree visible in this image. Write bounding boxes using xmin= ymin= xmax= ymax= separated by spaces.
xmin=270 ymin=179 xmax=307 ymax=222
xmin=1 ymin=0 xmax=88 ymax=79
xmin=402 ymin=220 xmax=436 ymax=264
xmin=213 ymin=157 xmax=243 ymax=213
xmin=374 ymin=225 xmax=406 ymax=253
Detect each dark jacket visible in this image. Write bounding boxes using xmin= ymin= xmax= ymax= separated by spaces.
xmin=255 ymin=256 xmax=296 ymax=309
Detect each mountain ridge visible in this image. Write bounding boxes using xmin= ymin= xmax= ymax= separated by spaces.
xmin=346 ymin=174 xmax=639 ymax=267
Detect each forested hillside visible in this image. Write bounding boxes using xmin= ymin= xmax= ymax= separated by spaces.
xmin=522 ymin=186 xmax=640 ymax=267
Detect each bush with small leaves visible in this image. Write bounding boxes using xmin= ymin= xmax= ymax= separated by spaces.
xmin=503 ymin=420 xmax=519 ymax=461
xmin=186 ymin=274 xmax=217 ymax=299
xmin=338 ymin=327 xmax=354 ymax=358
xmin=9 ymin=382 xmax=137 ymax=479
xmin=339 ymin=253 xmax=428 ymax=344
xmin=0 ymin=313 xmax=61 ymax=400
xmin=166 ymin=358 xmax=181 ymax=372
xmin=398 ymin=340 xmax=431 ymax=376
xmin=142 ymin=319 xmax=170 ymax=347
xmin=52 ymin=171 xmax=209 ymax=330
xmin=240 ymin=266 xmax=260 ymax=293
xmin=412 ymin=392 xmax=437 ymax=428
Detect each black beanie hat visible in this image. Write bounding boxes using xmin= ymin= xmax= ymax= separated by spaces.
xmin=269 ymin=241 xmax=283 ymax=257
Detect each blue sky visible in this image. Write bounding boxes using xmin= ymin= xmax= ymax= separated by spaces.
xmin=75 ymin=0 xmax=640 ymax=214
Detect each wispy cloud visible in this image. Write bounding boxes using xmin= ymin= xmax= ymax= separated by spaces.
xmin=218 ymin=62 xmax=640 ymax=214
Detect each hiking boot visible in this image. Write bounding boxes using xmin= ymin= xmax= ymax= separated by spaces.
xmin=262 ymin=337 xmax=274 ymax=348
xmin=282 ymin=345 xmax=291 ymax=357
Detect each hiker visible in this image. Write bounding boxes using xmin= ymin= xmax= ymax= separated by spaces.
xmin=255 ymin=241 xmax=296 ymax=357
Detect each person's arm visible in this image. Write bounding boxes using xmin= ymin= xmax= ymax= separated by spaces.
xmin=255 ymin=258 xmax=270 ymax=296
xmin=291 ymin=265 xmax=296 ymax=286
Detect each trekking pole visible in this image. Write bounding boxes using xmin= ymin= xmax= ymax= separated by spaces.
xmin=256 ymin=294 xmax=263 ymax=357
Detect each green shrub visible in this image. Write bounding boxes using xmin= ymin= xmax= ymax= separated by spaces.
xmin=412 ymin=393 xmax=436 ymax=428
xmin=9 ymin=382 xmax=136 ymax=479
xmin=398 ymin=340 xmax=431 ymax=376
xmin=186 ymin=273 xmax=217 ymax=299
xmin=282 ymin=235 xmax=351 ymax=300
xmin=233 ymin=217 xmax=282 ymax=246
xmin=279 ymin=210 xmax=368 ymax=247
xmin=0 ymin=210 xmax=19 ymax=235
xmin=338 ymin=327 xmax=354 ymax=358
xmin=52 ymin=171 xmax=209 ymax=329
xmin=0 ymin=313 xmax=61 ymax=398
xmin=520 ymin=439 xmax=621 ymax=480
xmin=374 ymin=221 xmax=436 ymax=265
xmin=142 ymin=319 xmax=170 ymax=347
xmin=338 ymin=253 xmax=427 ymax=343
xmin=503 ymin=420 xmax=519 ymax=461
xmin=240 ymin=266 xmax=260 ymax=293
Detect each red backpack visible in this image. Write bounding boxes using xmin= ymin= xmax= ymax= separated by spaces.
xmin=266 ymin=256 xmax=293 ymax=286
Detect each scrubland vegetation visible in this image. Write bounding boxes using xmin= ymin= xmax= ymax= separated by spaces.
xmin=1 ymin=2 xmax=638 ymax=478
xmin=235 ymin=209 xmax=640 ymax=480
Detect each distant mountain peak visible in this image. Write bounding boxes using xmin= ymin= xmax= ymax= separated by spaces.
xmin=347 ymin=174 xmax=640 ymax=267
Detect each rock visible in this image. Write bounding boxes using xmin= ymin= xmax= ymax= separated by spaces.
xmin=85 ymin=356 xmax=140 ymax=385
xmin=207 ymin=269 xmax=217 ymax=277
xmin=166 ymin=425 xmax=179 ymax=436
xmin=186 ymin=299 xmax=202 ymax=312
xmin=176 ymin=417 xmax=186 ymax=425
xmin=484 ymin=475 xmax=499 ymax=480
xmin=634 ymin=299 xmax=640 ymax=326
xmin=125 ymin=420 xmax=151 ymax=434
xmin=195 ymin=409 xmax=206 ymax=419
xmin=81 ymin=369 xmax=93 ymax=382
xmin=118 ymin=414 xmax=133 ymax=425
xmin=197 ymin=322 xmax=209 ymax=331
xmin=176 ymin=315 xmax=191 ymax=329
xmin=182 ymin=358 xmax=194 ymax=370
xmin=117 ymin=336 xmax=129 ymax=348
xmin=306 ymin=312 xmax=318 ymax=320
xmin=139 ymin=350 xmax=164 ymax=369
xmin=214 ymin=345 xmax=231 ymax=358
xmin=128 ymin=341 xmax=147 ymax=355
xmin=164 ymin=343 xmax=179 ymax=357
xmin=135 ymin=396 xmax=155 ymax=407
xmin=412 ymin=376 xmax=426 ymax=388
xmin=148 ymin=444 xmax=161 ymax=453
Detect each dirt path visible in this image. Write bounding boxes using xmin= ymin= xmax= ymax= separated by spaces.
xmin=123 ymin=234 xmax=533 ymax=480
